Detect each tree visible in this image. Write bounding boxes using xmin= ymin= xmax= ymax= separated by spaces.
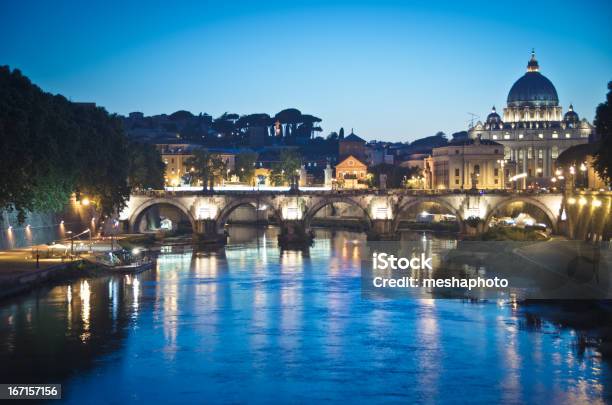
xmin=408 ymin=132 xmax=448 ymax=153
xmin=234 ymin=152 xmax=258 ymax=184
xmin=128 ymin=142 xmax=165 ymax=190
xmin=186 ymin=150 xmax=227 ymax=191
xmin=270 ymin=150 xmax=302 ymax=186
xmin=70 ymin=103 xmax=131 ymax=217
xmin=368 ymin=163 xmax=419 ymax=188
xmin=594 ymin=81 xmax=612 ymax=185
xmin=211 ymin=112 xmax=238 ymax=140
xmin=0 ymin=66 xmax=132 ymax=221
xmin=274 ymin=108 xmax=302 ymax=138
xmin=327 ymin=131 xmax=339 ymax=140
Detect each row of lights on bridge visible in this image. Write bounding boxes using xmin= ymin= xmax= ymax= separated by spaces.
xmin=567 ymin=197 xmax=603 ymax=207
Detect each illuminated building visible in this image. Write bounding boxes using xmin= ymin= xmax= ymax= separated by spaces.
xmin=468 ymin=51 xmax=593 ymax=188
xmin=423 ymin=137 xmax=504 ymax=190
xmin=335 ymin=155 xmax=368 ymax=189
xmin=156 ymin=144 xmax=236 ymax=187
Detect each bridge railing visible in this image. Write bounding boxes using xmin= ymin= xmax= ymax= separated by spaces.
xmin=128 ymin=188 xmax=565 ymax=198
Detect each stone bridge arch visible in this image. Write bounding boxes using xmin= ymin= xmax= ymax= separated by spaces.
xmin=393 ymin=197 xmax=465 ymax=232
xmin=483 ymin=196 xmax=558 ymax=232
xmin=128 ymin=197 xmax=196 ymax=233
xmin=215 ymin=196 xmax=279 ymax=233
xmin=303 ymin=196 xmax=372 ymax=230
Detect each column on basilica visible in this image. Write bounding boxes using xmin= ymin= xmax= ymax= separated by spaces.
xmin=522 ymin=147 xmax=528 ymax=189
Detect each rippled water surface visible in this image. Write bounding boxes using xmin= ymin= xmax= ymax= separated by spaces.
xmin=0 ymin=228 xmax=610 ymax=403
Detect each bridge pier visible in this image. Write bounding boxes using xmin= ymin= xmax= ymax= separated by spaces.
xmin=193 ymin=219 xmax=227 ymax=246
xmin=367 ymin=219 xmax=399 ymax=241
xmin=278 ymin=220 xmax=313 ymax=248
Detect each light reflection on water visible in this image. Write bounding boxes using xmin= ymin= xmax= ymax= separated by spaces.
xmin=0 ymin=226 xmax=609 ymax=403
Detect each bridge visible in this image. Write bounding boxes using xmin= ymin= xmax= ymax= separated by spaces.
xmin=116 ymin=189 xmax=586 ymax=245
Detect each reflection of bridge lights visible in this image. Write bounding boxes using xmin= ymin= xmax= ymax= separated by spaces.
xmin=592 ymin=199 xmax=602 ymax=208
xmin=578 ymin=197 xmax=587 ymax=206
xmin=567 ymin=197 xmax=576 ymax=205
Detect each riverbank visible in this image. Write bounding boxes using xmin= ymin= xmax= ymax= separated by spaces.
xmin=0 ymin=259 xmax=106 ymax=300
xmin=0 ymin=235 xmax=157 ymax=300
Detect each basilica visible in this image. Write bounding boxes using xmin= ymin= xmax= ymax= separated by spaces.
xmin=468 ymin=51 xmax=594 ymax=188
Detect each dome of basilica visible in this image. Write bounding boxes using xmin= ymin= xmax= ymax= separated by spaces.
xmin=564 ymin=104 xmax=579 ymax=122
xmin=507 ymin=51 xmax=559 ymax=108
xmin=486 ymin=106 xmax=501 ymax=124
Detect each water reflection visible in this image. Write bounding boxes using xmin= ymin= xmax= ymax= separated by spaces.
xmin=0 ymin=226 xmax=609 ymax=403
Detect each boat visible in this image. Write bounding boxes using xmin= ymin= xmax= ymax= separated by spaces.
xmin=103 ymin=259 xmax=155 ymax=274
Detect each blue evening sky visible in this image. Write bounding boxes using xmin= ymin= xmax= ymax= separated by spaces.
xmin=1 ymin=0 xmax=611 ymax=142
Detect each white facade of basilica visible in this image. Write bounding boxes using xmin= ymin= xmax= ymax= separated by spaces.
xmin=468 ymin=51 xmax=594 ymax=188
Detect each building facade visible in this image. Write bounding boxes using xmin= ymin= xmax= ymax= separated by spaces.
xmin=468 ymin=51 xmax=593 ymax=188
xmin=424 ymin=138 xmax=504 ymax=190
xmin=335 ymin=155 xmax=368 ymax=189
xmin=156 ymin=144 xmax=236 ymax=187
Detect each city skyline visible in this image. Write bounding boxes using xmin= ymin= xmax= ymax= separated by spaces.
xmin=1 ymin=0 xmax=611 ymax=142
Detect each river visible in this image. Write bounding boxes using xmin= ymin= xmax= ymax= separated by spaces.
xmin=0 ymin=227 xmax=609 ymax=403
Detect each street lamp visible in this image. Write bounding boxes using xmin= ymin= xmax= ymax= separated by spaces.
xmin=580 ymin=162 xmax=587 ymax=189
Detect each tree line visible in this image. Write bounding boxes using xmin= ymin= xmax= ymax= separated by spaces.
xmin=0 ymin=66 xmax=164 ymax=222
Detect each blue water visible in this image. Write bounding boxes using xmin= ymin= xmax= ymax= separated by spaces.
xmin=0 ymin=228 xmax=609 ymax=403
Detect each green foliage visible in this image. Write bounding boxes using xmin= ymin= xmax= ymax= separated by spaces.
xmin=128 ymin=141 xmax=165 ymax=190
xmin=368 ymin=163 xmax=419 ymax=188
xmin=186 ymin=150 xmax=227 ymax=190
xmin=594 ymin=81 xmax=612 ymax=185
xmin=70 ymin=104 xmax=131 ymax=217
xmin=270 ymin=150 xmax=302 ymax=186
xmin=0 ymin=66 xmax=132 ymax=221
xmin=481 ymin=226 xmax=548 ymax=241
xmin=234 ymin=152 xmax=258 ymax=184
